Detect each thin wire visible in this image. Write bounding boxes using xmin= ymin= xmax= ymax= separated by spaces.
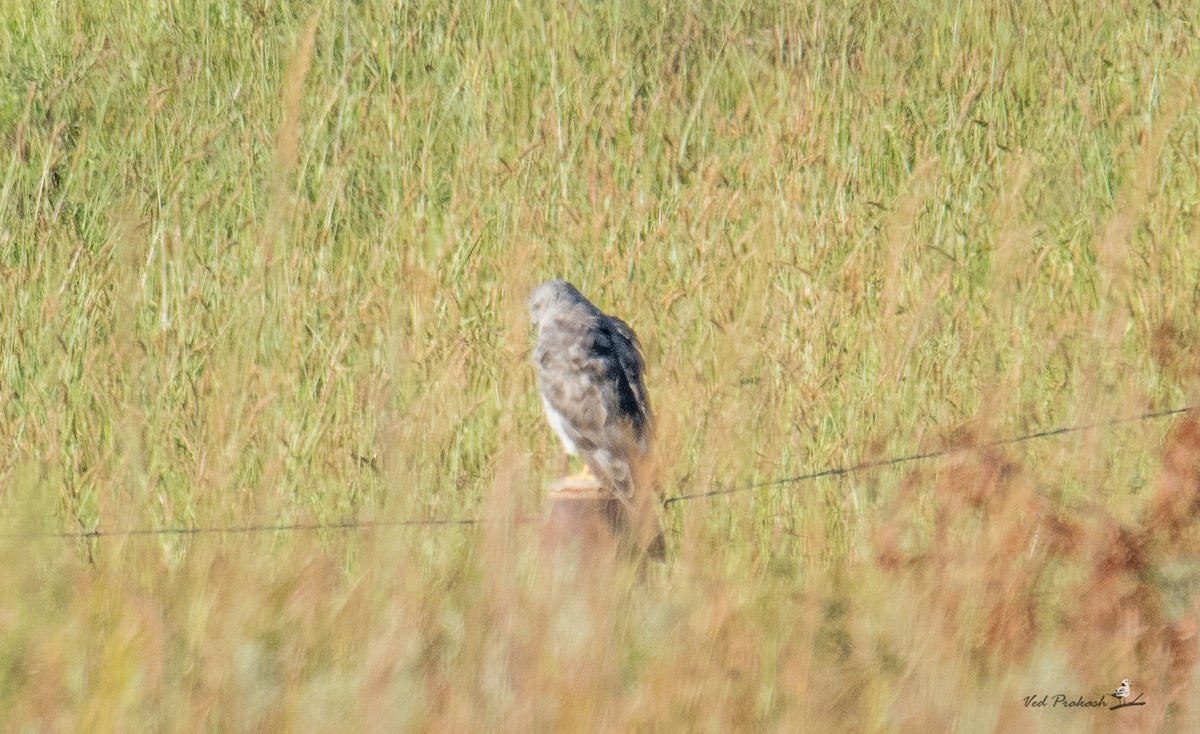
xmin=660 ymin=405 xmax=1197 ymax=505
xmin=18 ymin=405 xmax=1196 ymax=539
xmin=13 ymin=518 xmax=482 ymax=541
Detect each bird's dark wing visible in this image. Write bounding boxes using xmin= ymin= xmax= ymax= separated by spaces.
xmin=592 ymin=314 xmax=653 ymax=451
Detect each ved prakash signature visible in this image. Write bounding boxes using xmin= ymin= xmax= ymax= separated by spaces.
xmin=1023 ymin=679 xmax=1147 ymax=712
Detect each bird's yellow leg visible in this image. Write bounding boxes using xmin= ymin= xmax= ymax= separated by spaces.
xmin=569 ymin=462 xmax=594 ymax=481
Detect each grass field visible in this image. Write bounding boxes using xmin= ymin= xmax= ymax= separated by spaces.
xmin=3 ymin=0 xmax=1200 ymax=730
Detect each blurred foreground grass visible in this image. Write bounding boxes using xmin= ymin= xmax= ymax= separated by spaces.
xmin=3 ymin=0 xmax=1200 ymax=730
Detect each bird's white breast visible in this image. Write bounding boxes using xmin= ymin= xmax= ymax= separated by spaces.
xmin=541 ymin=396 xmax=578 ymax=455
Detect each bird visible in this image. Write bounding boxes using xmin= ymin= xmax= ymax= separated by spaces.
xmin=1112 ymin=679 xmax=1130 ymax=705
xmin=527 ymin=280 xmax=664 ymax=559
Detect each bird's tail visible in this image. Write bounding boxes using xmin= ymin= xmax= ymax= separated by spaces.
xmin=631 ymin=442 xmax=667 ymax=562
xmin=586 ymin=449 xmax=666 ymax=561
xmin=643 ymin=519 xmax=666 ymax=562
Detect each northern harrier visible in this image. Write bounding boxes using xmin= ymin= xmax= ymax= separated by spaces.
xmin=527 ymin=280 xmax=664 ymax=558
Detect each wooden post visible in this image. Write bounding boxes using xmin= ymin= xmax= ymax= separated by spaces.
xmin=541 ymin=475 xmax=625 ymax=560
xmin=541 ymin=475 xmax=663 ymax=562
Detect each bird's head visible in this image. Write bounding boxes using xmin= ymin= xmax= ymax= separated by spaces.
xmin=527 ymin=280 xmax=586 ymax=327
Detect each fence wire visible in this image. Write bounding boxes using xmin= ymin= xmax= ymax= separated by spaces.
xmin=19 ymin=405 xmax=1196 ymax=540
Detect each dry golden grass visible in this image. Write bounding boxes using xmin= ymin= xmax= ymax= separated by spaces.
xmin=3 ymin=0 xmax=1200 ymax=730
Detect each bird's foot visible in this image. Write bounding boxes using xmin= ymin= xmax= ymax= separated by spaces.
xmin=568 ymin=464 xmax=594 ymax=481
